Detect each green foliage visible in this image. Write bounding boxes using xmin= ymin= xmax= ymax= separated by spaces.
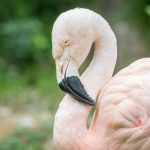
xmin=0 ymin=66 xmax=63 ymax=112
xmin=0 ymin=19 xmax=50 ymax=69
xmin=118 ymin=0 xmax=150 ymax=49
xmin=145 ymin=5 xmax=150 ymax=16
xmin=0 ymin=125 xmax=51 ymax=150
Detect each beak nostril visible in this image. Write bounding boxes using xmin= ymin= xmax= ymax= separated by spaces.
xmin=61 ymin=65 xmax=63 ymax=74
xmin=60 ymin=58 xmax=71 ymax=76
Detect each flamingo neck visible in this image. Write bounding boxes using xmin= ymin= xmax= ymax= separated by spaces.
xmin=54 ymin=95 xmax=93 ymax=150
xmin=54 ymin=16 xmax=117 ymax=150
xmin=81 ymin=20 xmax=117 ymax=100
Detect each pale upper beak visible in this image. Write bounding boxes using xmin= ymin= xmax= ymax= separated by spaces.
xmin=56 ymin=57 xmax=95 ymax=106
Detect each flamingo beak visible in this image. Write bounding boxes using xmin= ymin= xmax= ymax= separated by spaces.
xmin=56 ymin=58 xmax=95 ymax=106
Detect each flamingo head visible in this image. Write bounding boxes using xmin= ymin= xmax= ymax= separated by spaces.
xmin=52 ymin=8 xmax=96 ymax=106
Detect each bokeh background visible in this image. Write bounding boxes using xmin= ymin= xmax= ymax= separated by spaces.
xmin=0 ymin=0 xmax=149 ymax=149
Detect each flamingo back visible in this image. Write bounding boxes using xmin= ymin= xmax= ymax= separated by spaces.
xmin=92 ymin=58 xmax=150 ymax=150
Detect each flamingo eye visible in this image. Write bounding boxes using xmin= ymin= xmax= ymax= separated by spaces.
xmin=64 ymin=39 xmax=71 ymax=46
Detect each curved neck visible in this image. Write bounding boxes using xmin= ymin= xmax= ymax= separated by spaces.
xmin=53 ymin=15 xmax=117 ymax=150
xmin=81 ymin=22 xmax=117 ymax=99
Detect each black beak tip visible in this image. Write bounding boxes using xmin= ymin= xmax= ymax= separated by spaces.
xmin=58 ymin=76 xmax=96 ymax=106
xmin=59 ymin=80 xmax=67 ymax=92
xmin=88 ymin=99 xmax=96 ymax=106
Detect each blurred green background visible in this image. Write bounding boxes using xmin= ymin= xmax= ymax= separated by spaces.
xmin=0 ymin=0 xmax=149 ymax=149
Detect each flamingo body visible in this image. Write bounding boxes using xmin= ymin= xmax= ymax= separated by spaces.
xmin=92 ymin=58 xmax=150 ymax=150
xmin=52 ymin=8 xmax=150 ymax=150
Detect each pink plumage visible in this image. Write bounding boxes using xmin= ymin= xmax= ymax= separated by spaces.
xmin=52 ymin=8 xmax=150 ymax=150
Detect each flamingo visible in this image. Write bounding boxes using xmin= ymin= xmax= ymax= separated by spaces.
xmin=52 ymin=8 xmax=150 ymax=150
